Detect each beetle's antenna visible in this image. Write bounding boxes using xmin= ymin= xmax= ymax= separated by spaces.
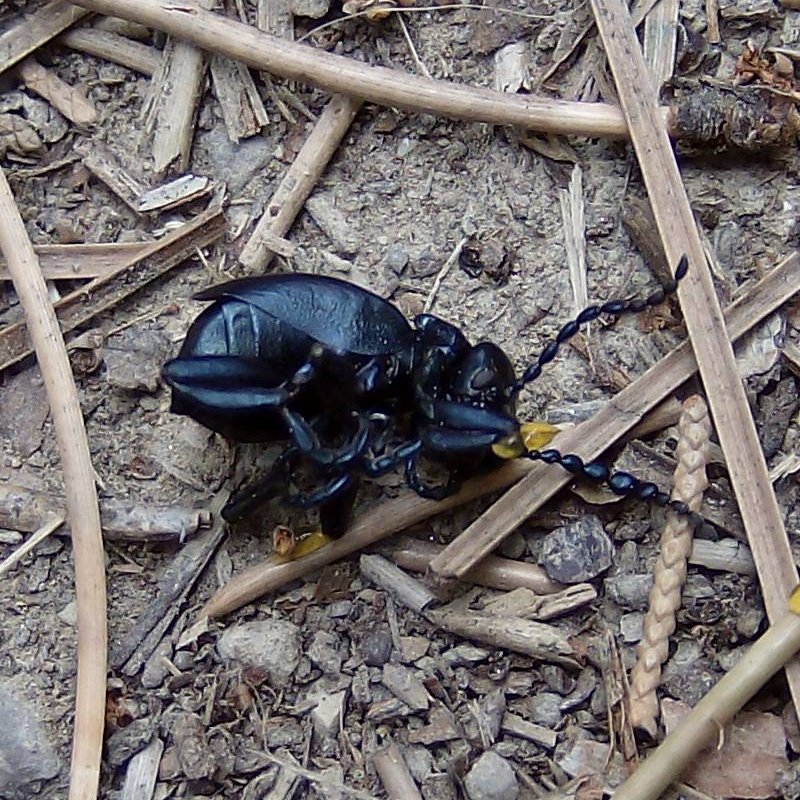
xmin=521 ymin=445 xmax=705 ymax=530
xmin=513 ymin=255 xmax=688 ymax=393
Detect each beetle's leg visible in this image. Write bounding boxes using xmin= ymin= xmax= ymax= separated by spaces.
xmin=287 ymin=472 xmax=353 ymax=510
xmin=522 ymin=447 xmax=705 ymax=529
xmin=281 ymin=409 xmax=371 ymax=468
xmin=163 ymin=354 xmax=316 ymax=414
xmin=513 ymin=255 xmax=688 ymax=392
xmin=362 ymin=439 xmax=422 ymax=477
xmin=222 ymin=449 xmax=295 ymax=522
xmin=318 ymin=474 xmax=360 ymax=538
xmin=403 ymin=452 xmax=461 ymax=500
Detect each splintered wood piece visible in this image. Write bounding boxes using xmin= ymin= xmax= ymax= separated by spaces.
xmin=240 ymin=93 xmax=361 ymax=270
xmin=136 ymin=174 xmax=212 ymax=213
xmin=112 ymin=490 xmax=229 ymax=674
xmin=146 ymin=20 xmax=209 ymax=175
xmin=425 ymin=607 xmax=579 ymax=667
xmin=427 ymin=252 xmax=800 ymax=578
xmin=59 ymin=27 xmax=163 ymax=76
xmin=209 ymin=54 xmax=269 ymax=142
xmin=258 ymin=0 xmax=293 ymax=38
xmin=0 ymin=482 xmax=211 ymax=544
xmin=0 ymin=242 xmax=150 ymax=280
xmin=642 ymin=0 xmax=679 ymax=92
xmin=17 ymin=57 xmax=98 ymax=127
xmin=0 ymin=207 xmax=225 ymax=372
xmin=77 ymin=139 xmax=147 ymax=211
xmin=199 ymin=252 xmax=800 ymax=621
xmin=0 ymin=1 xmax=90 ymax=75
xmin=590 ymin=0 xmax=800 ymax=712
xmin=360 ymin=554 xmax=437 ymax=614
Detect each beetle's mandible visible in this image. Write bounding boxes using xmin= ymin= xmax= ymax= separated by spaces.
xmin=162 ymin=257 xmax=697 ymax=537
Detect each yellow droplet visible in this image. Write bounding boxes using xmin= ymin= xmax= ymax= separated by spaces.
xmin=491 ymin=420 xmax=560 ymax=459
xmin=272 ymin=529 xmax=333 ymax=563
xmin=520 ymin=421 xmax=559 ymax=451
xmin=789 ymin=584 xmax=800 ymax=616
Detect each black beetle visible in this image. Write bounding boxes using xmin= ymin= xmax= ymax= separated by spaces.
xmin=162 ymin=257 xmax=695 ymax=537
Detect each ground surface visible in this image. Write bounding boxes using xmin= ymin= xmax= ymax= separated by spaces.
xmin=1 ymin=1 xmax=800 ymax=798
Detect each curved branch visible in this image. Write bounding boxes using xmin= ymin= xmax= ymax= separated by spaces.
xmin=0 ymin=171 xmax=106 ymax=799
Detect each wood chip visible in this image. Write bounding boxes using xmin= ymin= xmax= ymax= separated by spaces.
xmin=210 ymin=54 xmax=269 ymax=142
xmin=0 ymin=1 xmax=90 ymax=75
xmin=0 ymin=207 xmax=225 ymax=373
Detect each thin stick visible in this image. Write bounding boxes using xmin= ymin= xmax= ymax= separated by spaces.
xmin=0 ymin=170 xmax=106 ymax=800
xmin=0 ymin=1 xmax=90 ymax=74
xmin=200 ymin=252 xmax=800 ymax=620
xmin=428 ymin=253 xmax=800 ymax=579
xmin=373 ymin=740 xmax=423 ymax=800
xmin=59 ymin=27 xmax=162 ymax=76
xmin=0 ymin=514 xmax=65 ymax=579
xmin=590 ymin=0 xmax=800 ymax=713
xmin=390 ymin=537 xmax=563 ymax=594
xmin=68 ymin=0 xmax=638 ymax=138
xmin=614 ymin=591 xmax=800 ymax=800
xmin=240 ymin=94 xmax=361 ymax=270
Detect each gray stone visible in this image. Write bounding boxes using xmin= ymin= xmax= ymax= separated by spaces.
xmin=290 ymin=0 xmax=330 ymax=18
xmin=464 ymin=751 xmax=519 ymax=800
xmin=620 ymin=612 xmax=644 ymax=643
xmin=525 ymin=692 xmax=562 ymax=727
xmin=360 ymin=627 xmax=393 ymax=667
xmin=311 ymin=690 xmax=347 ymax=740
xmin=540 ymin=516 xmax=612 ymax=583
xmin=308 ymin=630 xmax=343 ymax=675
xmin=604 ymin=573 xmax=653 ymax=611
xmin=104 ymin=326 xmax=171 ymax=392
xmin=217 ymin=618 xmax=301 ymax=686
xmin=106 ymin=718 xmax=154 ymax=767
xmin=306 ymin=193 xmax=360 ymax=254
xmin=0 ymin=681 xmax=60 ymax=792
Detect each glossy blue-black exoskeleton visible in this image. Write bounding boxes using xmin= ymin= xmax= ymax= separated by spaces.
xmin=163 ymin=257 xmax=693 ymax=537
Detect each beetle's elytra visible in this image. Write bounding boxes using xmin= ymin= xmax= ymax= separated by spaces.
xmin=162 ymin=257 xmax=696 ymax=537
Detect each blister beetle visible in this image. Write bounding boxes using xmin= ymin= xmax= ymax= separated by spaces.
xmin=162 ymin=257 xmax=697 ymax=537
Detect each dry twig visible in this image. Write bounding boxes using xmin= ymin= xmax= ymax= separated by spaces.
xmin=372 ymin=740 xmax=423 ymax=800
xmin=628 ymin=395 xmax=712 ymax=736
xmin=0 ymin=169 xmax=106 ymax=800
xmin=590 ymin=0 xmax=800 ymax=712
xmin=59 ymin=27 xmax=162 ymax=76
xmin=0 ymin=1 xmax=89 ymax=75
xmin=68 ymin=0 xmax=639 ymax=138
xmin=240 ymin=94 xmax=361 ymax=270
xmin=615 ymin=589 xmax=800 ymax=800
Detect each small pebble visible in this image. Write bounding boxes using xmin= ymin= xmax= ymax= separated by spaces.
xmin=217 ymin=618 xmax=301 ymax=686
xmin=308 ymin=630 xmax=343 ymax=675
xmin=525 ymin=692 xmax=562 ymax=727
xmin=540 ymin=516 xmax=612 ymax=583
xmin=604 ymin=574 xmax=653 ymax=611
xmin=464 ymin=750 xmax=519 ymax=800
xmin=360 ymin=627 xmax=393 ymax=667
